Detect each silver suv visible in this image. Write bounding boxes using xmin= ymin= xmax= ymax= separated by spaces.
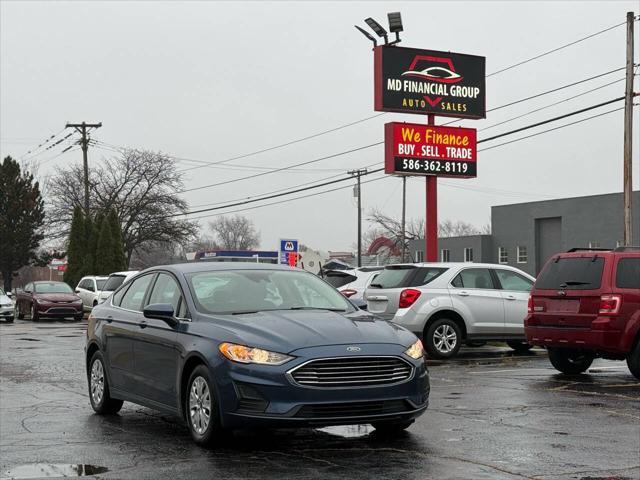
xmin=365 ymin=263 xmax=535 ymax=359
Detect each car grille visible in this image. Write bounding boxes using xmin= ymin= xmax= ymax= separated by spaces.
xmin=289 ymin=356 xmax=412 ymax=388
xmin=295 ymin=400 xmax=409 ymax=418
xmin=45 ymin=307 xmax=77 ymax=314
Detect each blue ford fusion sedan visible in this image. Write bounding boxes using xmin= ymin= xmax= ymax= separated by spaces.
xmin=85 ymin=263 xmax=429 ymax=445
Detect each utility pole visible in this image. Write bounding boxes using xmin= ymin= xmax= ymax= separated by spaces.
xmin=66 ymin=121 xmax=102 ymax=216
xmin=349 ymin=168 xmax=368 ymax=267
xmin=622 ymin=12 xmax=635 ymax=246
xmin=401 ymin=176 xmax=407 ymax=262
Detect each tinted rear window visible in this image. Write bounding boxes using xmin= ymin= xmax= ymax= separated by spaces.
xmin=616 ymin=258 xmax=640 ymax=289
xmin=324 ymin=273 xmax=358 ymax=289
xmin=369 ymin=266 xmax=446 ymax=289
xmin=536 ymin=257 xmax=605 ymax=290
xmin=103 ymin=275 xmax=126 ymax=291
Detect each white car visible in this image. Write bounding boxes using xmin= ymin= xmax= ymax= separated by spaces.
xmin=365 ymin=262 xmax=535 ymax=359
xmin=75 ymin=276 xmax=109 ymax=311
xmin=96 ymin=271 xmax=139 ymax=304
xmin=323 ymin=267 xmax=383 ymax=301
xmin=0 ymin=288 xmax=14 ymax=323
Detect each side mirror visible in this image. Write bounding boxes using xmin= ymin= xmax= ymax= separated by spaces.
xmin=143 ymin=303 xmax=179 ymax=327
xmin=75 ymin=289 xmax=80 ymax=293
xmin=6 ymin=292 xmax=12 ymax=298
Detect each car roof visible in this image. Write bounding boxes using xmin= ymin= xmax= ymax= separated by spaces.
xmin=140 ymin=262 xmax=295 ymax=276
xmin=381 ymin=262 xmax=519 ymax=269
xmin=33 ymin=280 xmax=67 ymax=284
xmin=109 ymin=271 xmax=138 ymax=276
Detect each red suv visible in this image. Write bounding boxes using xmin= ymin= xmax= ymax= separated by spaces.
xmin=525 ymin=247 xmax=640 ymax=379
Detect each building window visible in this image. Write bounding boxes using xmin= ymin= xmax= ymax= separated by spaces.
xmin=464 ymin=248 xmax=474 ymax=262
xmin=415 ymin=250 xmax=424 ymax=262
xmin=589 ymin=241 xmax=601 ymax=248
xmin=517 ymin=246 xmax=527 ymax=263
xmin=440 ymin=249 xmax=450 ymax=262
xmin=498 ymin=247 xmax=508 ymax=264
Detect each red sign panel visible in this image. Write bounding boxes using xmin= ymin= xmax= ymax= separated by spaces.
xmin=384 ymin=122 xmax=477 ymax=178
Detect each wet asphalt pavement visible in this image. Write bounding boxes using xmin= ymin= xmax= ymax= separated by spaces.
xmin=1 ymin=319 xmax=639 ymax=480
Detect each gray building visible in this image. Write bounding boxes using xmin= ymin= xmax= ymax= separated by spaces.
xmin=409 ymin=191 xmax=640 ymax=276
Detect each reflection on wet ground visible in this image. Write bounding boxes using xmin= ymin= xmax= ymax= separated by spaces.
xmin=2 ymin=464 xmax=108 ymax=479
xmin=1 ymin=319 xmax=638 ymax=480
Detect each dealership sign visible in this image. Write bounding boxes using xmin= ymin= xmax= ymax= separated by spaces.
xmin=384 ymin=122 xmax=477 ymax=178
xmin=374 ymin=46 xmax=486 ymax=119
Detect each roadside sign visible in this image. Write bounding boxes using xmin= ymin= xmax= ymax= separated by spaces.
xmin=374 ymin=45 xmax=486 ymax=119
xmin=385 ymin=122 xmax=477 ymax=178
xmin=279 ymin=239 xmax=299 ymax=265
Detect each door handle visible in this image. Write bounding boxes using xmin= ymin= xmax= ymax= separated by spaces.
xmin=367 ymin=296 xmax=388 ymax=301
xmin=505 ymin=295 xmax=516 ymax=301
xmin=106 ymin=316 xmax=113 ymax=323
xmin=139 ymin=320 xmax=148 ymax=329
xmin=457 ymin=291 xmax=469 ymax=297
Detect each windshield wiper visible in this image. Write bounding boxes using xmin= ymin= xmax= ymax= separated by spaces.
xmin=369 ymin=283 xmax=383 ymax=288
xmin=287 ymin=306 xmax=347 ymax=312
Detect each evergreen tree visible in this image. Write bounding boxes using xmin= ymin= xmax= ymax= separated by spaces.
xmin=108 ymin=209 xmax=127 ymax=271
xmin=0 ymin=156 xmax=46 ymax=291
xmin=81 ymin=215 xmax=95 ymax=275
xmin=95 ymin=215 xmax=116 ymax=275
xmin=64 ymin=206 xmax=86 ymax=287
xmin=88 ymin=212 xmax=104 ymax=271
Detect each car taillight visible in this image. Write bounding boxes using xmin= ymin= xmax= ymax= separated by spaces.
xmin=399 ymin=289 xmax=421 ymax=309
xmin=527 ymin=295 xmax=534 ymax=313
xmin=340 ymin=289 xmax=357 ymax=298
xmin=599 ymin=294 xmax=621 ymax=315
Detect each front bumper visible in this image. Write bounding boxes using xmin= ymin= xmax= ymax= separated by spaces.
xmin=0 ymin=306 xmax=14 ymax=319
xmin=35 ymin=303 xmax=83 ymax=317
xmin=213 ymin=344 xmax=430 ymax=429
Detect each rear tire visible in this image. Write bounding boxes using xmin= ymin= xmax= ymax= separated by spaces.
xmin=186 ymin=365 xmax=223 ymax=446
xmin=626 ymin=340 xmax=640 ymax=380
xmin=88 ymin=351 xmax=123 ymax=414
xmin=507 ymin=340 xmax=533 ymax=353
xmin=548 ymin=347 xmax=594 ymax=374
xmin=424 ymin=318 xmax=462 ymax=359
xmin=372 ymin=419 xmax=414 ymax=435
xmin=75 ymin=314 xmax=84 ymax=321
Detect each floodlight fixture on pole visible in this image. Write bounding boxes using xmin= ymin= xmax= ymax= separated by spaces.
xmin=387 ymin=12 xmax=403 ymax=45
xmin=365 ymin=17 xmax=388 ymax=44
xmin=354 ymin=25 xmax=377 ymax=48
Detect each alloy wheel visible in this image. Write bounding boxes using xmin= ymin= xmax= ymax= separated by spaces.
xmin=90 ymin=359 xmax=105 ymax=405
xmin=433 ymin=324 xmax=457 ymax=354
xmin=189 ymin=376 xmax=211 ymax=435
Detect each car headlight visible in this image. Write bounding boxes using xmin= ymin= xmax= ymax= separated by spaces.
xmin=219 ymin=342 xmax=293 ymax=365
xmin=404 ymin=339 xmax=424 ymax=359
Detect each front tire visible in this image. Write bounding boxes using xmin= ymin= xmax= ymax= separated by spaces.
xmin=186 ymin=365 xmax=223 ymax=446
xmin=507 ymin=340 xmax=533 ymax=353
xmin=372 ymin=419 xmax=414 ymax=435
xmin=15 ymin=304 xmax=24 ymax=320
xmin=548 ymin=347 xmax=594 ymax=374
xmin=88 ymin=351 xmax=123 ymax=414
xmin=5 ymin=316 xmax=14 ymax=323
xmin=626 ymin=340 xmax=640 ymax=380
xmin=30 ymin=304 xmax=39 ymax=322
xmin=424 ymin=318 xmax=462 ymax=359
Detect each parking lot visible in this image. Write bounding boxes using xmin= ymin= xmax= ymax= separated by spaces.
xmin=0 ymin=318 xmax=638 ymax=480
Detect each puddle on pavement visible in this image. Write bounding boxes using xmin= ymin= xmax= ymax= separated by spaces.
xmin=17 ymin=338 xmax=41 ymax=342
xmin=2 ymin=464 xmax=108 ymax=479
xmin=317 ymin=424 xmax=374 ymax=438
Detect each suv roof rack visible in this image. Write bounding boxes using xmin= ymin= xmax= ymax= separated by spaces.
xmin=566 ymin=247 xmax=611 ymax=252
xmin=613 ymin=246 xmax=640 ymax=252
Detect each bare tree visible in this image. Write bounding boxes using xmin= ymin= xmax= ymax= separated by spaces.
xmin=47 ymin=149 xmax=198 ymax=265
xmin=208 ymin=215 xmax=260 ymax=250
xmin=438 ymin=219 xmax=484 ymax=237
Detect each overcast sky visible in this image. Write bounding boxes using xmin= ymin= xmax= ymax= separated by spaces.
xmin=1 ymin=1 xmax=638 ymax=252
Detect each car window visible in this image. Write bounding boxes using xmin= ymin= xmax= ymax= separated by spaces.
xmin=25 ymin=283 xmax=33 ymax=293
xmin=78 ymin=279 xmax=88 ymax=289
xmin=96 ymin=279 xmax=107 ymax=290
xmin=495 ymin=269 xmax=533 ymax=292
xmin=324 ymin=272 xmax=358 ymax=289
xmin=187 ymin=269 xmax=354 ymax=315
xmin=103 ymin=275 xmax=126 ymax=292
xmin=147 ymin=273 xmax=183 ymax=315
xmin=616 ymin=258 xmax=640 ymax=289
xmin=411 ymin=267 xmax=447 ymax=286
xmin=451 ymin=268 xmax=494 ymax=289
xmin=119 ymin=275 xmax=154 ymax=312
xmin=34 ymin=282 xmax=74 ymax=294
xmin=369 ymin=266 xmax=417 ymax=289
xmin=536 ymin=257 xmax=605 ymax=290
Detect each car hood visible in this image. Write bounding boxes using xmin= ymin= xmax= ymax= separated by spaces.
xmin=0 ymin=294 xmax=12 ymax=305
xmin=34 ymin=293 xmax=79 ymax=302
xmin=200 ymin=309 xmax=416 ymax=353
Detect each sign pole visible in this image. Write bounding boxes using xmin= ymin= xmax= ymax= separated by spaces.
xmin=425 ymin=114 xmax=438 ymax=262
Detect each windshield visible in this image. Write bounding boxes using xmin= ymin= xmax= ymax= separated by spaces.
xmin=96 ymin=279 xmax=107 ymax=290
xmin=536 ymin=257 xmax=605 ymax=290
xmin=187 ymin=269 xmax=355 ymax=315
xmin=102 ymin=275 xmax=126 ymax=292
xmin=34 ymin=282 xmax=73 ymax=294
xmin=0 ymin=288 xmax=5 ymax=296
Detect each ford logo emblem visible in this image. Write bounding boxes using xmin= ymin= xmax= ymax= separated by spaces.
xmin=346 ymin=346 xmax=361 ymax=352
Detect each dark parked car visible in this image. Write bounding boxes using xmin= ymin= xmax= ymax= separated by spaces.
xmin=525 ymin=247 xmax=640 ymax=378
xmin=14 ymin=281 xmax=83 ymax=321
xmin=85 ymin=263 xmax=429 ymax=446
